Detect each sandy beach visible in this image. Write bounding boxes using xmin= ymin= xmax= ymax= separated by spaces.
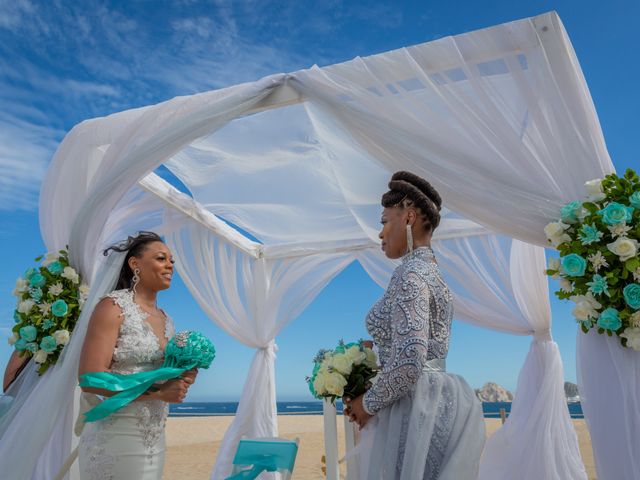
xmin=163 ymin=416 xmax=596 ymax=479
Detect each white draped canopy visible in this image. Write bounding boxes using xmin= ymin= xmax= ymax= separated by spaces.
xmin=0 ymin=11 xmax=625 ymax=480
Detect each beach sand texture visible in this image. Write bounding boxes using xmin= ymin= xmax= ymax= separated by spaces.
xmin=163 ymin=416 xmax=596 ymax=479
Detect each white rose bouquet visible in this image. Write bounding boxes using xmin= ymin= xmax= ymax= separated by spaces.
xmin=306 ymin=340 xmax=378 ymax=403
xmin=545 ymin=169 xmax=640 ymax=350
xmin=9 ymin=249 xmax=88 ymax=374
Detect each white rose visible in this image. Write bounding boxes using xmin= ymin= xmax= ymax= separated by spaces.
xmin=607 ymin=237 xmax=638 ymax=262
xmin=572 ymin=301 xmax=597 ymax=321
xmin=61 ymin=266 xmax=79 ymax=284
xmin=364 ymin=348 xmax=377 ymax=370
xmin=570 ymin=293 xmax=602 ymax=311
xmin=621 ymin=327 xmax=640 ymax=351
xmin=48 ymin=282 xmax=64 ymax=297
xmin=18 ymin=299 xmax=35 ymax=314
xmin=41 ymin=252 xmax=60 ymax=267
xmin=313 ymin=369 xmax=329 ymax=395
xmin=544 ymin=222 xmax=569 ymax=240
xmin=53 ymin=329 xmax=70 ymax=345
xmin=345 ymin=346 xmax=366 ymax=366
xmin=8 ymin=332 xmax=19 ymax=346
xmin=331 ymin=353 xmax=353 ymax=376
xmin=559 ymin=278 xmax=574 ymax=293
xmin=584 ymin=179 xmax=606 ymax=202
xmin=324 ymin=372 xmax=348 ymax=397
xmin=33 ymin=349 xmax=48 ymax=364
xmin=12 ymin=278 xmax=29 ymax=297
xmin=548 ymin=233 xmax=572 ymax=248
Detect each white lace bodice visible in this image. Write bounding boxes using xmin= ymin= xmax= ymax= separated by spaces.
xmin=106 ymin=289 xmax=175 ymax=375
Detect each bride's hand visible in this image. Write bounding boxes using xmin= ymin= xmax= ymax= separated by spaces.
xmin=346 ymin=394 xmax=372 ymax=429
xmin=152 ymin=378 xmax=189 ymax=403
xmin=181 ymin=368 xmax=198 ymax=386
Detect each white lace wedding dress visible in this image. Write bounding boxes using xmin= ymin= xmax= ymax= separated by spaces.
xmin=78 ymin=289 xmax=175 ymax=480
xmin=360 ymin=246 xmax=485 ymax=479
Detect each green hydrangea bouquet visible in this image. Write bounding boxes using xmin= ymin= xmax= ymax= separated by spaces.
xmin=306 ymin=339 xmax=378 ymax=403
xmin=9 ymin=250 xmax=88 ymax=374
xmin=545 ymin=169 xmax=640 ymax=350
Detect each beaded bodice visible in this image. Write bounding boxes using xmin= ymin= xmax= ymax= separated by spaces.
xmin=107 ymin=289 xmax=175 ymax=375
xmin=363 ymin=247 xmax=454 ymax=415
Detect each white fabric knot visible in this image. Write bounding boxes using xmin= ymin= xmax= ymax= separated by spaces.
xmin=533 ymin=329 xmax=552 ymax=342
xmin=260 ymin=341 xmax=279 ymax=354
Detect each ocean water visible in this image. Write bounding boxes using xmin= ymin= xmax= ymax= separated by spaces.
xmin=170 ymin=401 xmax=584 ymax=418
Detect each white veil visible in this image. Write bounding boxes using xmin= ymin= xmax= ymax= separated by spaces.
xmin=0 ymin=250 xmax=126 ymax=480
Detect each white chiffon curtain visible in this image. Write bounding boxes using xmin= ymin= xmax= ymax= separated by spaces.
xmin=0 ymin=10 xmax=626 ymax=480
xmin=164 ymin=214 xmax=354 ymax=478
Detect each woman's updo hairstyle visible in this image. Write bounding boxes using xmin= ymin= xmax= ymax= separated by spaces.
xmin=381 ymin=171 xmax=442 ymax=232
xmin=103 ymin=231 xmax=164 ymax=290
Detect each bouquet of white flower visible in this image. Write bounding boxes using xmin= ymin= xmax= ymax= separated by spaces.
xmin=545 ymin=169 xmax=640 ymax=350
xmin=306 ymin=340 xmax=378 ymax=403
xmin=9 ymin=249 xmax=88 ymax=374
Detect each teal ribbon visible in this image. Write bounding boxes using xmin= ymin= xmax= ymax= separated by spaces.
xmin=79 ymin=366 xmax=192 ymax=422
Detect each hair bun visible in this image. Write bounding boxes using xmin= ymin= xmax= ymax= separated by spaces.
xmin=390 ymin=171 xmax=442 ymax=210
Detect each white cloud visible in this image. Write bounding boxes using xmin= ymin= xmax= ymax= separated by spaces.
xmin=0 ymin=115 xmax=62 ymax=211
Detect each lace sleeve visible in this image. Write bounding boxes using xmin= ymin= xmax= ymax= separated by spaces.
xmin=363 ymin=269 xmax=430 ymax=415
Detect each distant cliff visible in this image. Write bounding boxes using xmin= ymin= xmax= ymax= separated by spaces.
xmin=475 ymin=382 xmax=514 ymax=402
xmin=564 ymin=381 xmax=580 ymax=401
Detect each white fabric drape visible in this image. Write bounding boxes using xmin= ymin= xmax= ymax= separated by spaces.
xmin=291 ymin=12 xmax=613 ymax=245
xmin=577 ymin=330 xmax=640 ymax=479
xmin=0 ymin=252 xmax=126 ymax=480
xmin=163 ymin=215 xmax=354 ymax=479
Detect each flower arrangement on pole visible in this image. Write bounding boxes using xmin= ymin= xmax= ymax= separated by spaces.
xmin=9 ymin=249 xmax=88 ymax=374
xmin=545 ymin=169 xmax=640 ymax=350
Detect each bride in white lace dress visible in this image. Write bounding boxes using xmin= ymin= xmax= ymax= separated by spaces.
xmin=77 ymin=232 xmax=197 ymax=480
xmin=346 ymin=172 xmax=485 ymax=479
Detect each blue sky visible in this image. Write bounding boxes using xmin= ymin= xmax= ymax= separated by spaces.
xmin=0 ymin=0 xmax=638 ymax=401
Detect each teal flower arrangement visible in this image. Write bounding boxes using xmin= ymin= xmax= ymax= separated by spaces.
xmin=9 ymin=249 xmax=88 ymax=374
xmin=545 ymin=169 xmax=640 ymax=350
xmin=80 ymin=331 xmax=216 ymax=422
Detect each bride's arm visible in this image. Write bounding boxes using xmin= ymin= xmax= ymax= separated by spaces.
xmin=78 ymin=298 xmax=124 ymax=397
xmin=78 ymin=298 xmax=189 ymax=403
xmin=362 ymin=269 xmax=430 ymax=416
xmin=3 ymin=350 xmax=29 ymax=392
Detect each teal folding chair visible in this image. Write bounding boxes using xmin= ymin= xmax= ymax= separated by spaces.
xmin=226 ymin=437 xmax=299 ymax=480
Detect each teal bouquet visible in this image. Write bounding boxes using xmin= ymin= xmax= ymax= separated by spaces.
xmin=80 ymin=331 xmax=215 ymax=422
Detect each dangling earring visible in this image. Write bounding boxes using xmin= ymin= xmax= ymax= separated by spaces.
xmin=132 ymin=268 xmax=140 ymax=294
xmin=406 ymin=224 xmax=414 ymax=253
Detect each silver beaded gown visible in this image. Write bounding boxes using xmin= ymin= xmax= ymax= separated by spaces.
xmin=360 ymin=247 xmax=485 ymax=480
xmin=78 ymin=289 xmax=175 ymax=480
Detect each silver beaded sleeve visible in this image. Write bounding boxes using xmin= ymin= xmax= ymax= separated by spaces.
xmin=363 ymin=266 xmax=431 ymax=415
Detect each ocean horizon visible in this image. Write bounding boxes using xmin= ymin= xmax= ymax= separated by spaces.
xmin=169 ymin=401 xmax=585 ymax=419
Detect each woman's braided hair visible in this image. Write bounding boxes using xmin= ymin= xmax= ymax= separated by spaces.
xmin=381 ymin=171 xmax=442 ymax=232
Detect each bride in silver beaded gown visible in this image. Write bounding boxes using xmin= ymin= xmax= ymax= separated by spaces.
xmin=347 ymin=172 xmax=485 ymax=480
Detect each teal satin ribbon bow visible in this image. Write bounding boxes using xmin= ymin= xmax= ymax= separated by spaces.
xmin=80 ymin=331 xmax=215 ymax=422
